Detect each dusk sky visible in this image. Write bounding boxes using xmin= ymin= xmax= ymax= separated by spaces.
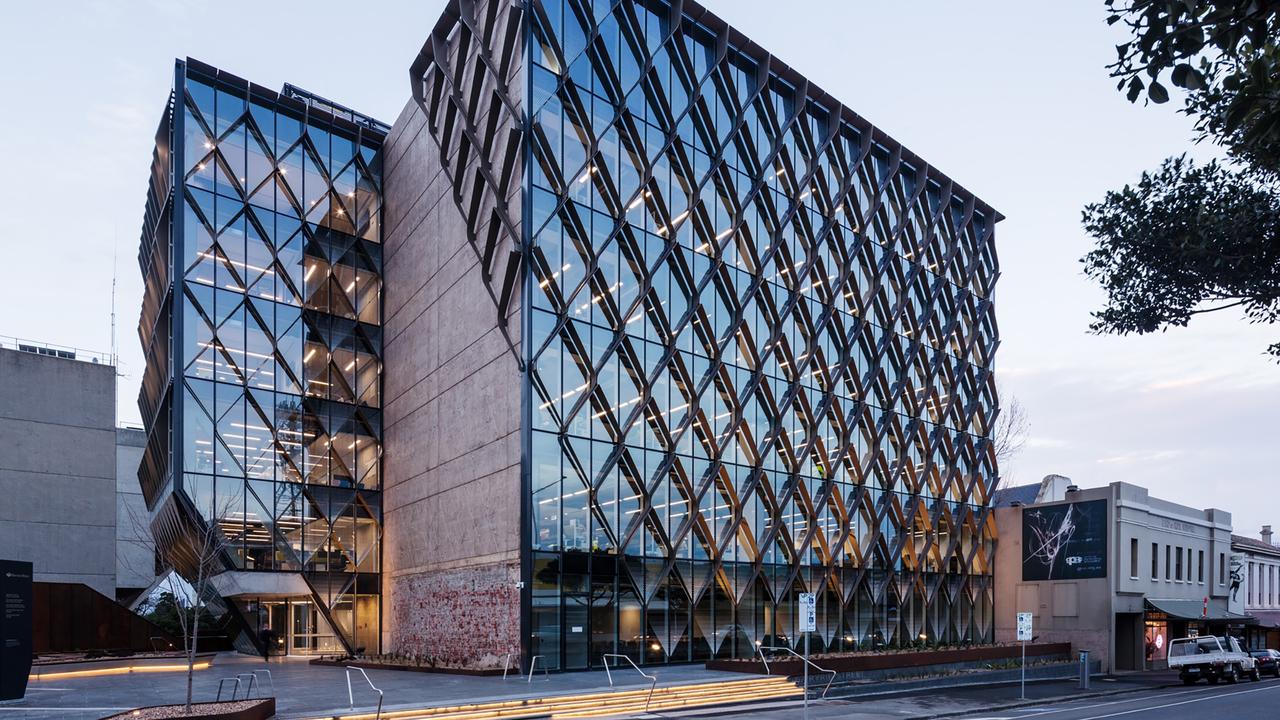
xmin=2 ymin=1 xmax=1274 ymax=536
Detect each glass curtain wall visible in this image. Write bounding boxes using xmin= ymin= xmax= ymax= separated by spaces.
xmin=171 ymin=62 xmax=385 ymax=654
xmin=524 ymin=0 xmax=1000 ymax=669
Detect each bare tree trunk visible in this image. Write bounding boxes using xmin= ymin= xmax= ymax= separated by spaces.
xmin=187 ymin=565 xmax=202 ymax=714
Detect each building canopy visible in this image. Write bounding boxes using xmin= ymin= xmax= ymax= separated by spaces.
xmin=1145 ymin=598 xmax=1256 ymax=623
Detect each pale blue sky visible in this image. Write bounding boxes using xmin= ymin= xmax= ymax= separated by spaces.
xmin=1 ymin=1 xmax=1274 ymax=536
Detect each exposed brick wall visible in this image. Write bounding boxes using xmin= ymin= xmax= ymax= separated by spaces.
xmin=389 ymin=561 xmax=521 ymax=668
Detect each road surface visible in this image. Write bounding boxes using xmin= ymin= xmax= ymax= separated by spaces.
xmin=948 ymin=675 xmax=1280 ymax=719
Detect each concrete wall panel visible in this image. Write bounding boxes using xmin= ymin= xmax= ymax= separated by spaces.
xmin=0 ymin=348 xmax=119 ymax=595
xmin=380 ymin=87 xmax=524 ymax=664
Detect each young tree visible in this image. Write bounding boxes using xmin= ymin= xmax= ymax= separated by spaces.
xmin=992 ymin=390 xmax=1030 ymax=468
xmin=173 ymin=501 xmax=235 ymax=714
xmin=124 ymin=497 xmax=236 ymax=714
xmin=1084 ymin=1 xmax=1280 ymax=358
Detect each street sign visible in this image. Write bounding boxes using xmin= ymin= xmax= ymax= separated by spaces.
xmin=1016 ymin=611 xmax=1033 ymax=700
xmin=799 ymin=593 xmax=816 ymax=632
xmin=1016 ymin=612 xmax=1033 ymax=642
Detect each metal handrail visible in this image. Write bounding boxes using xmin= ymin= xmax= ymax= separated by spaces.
xmin=345 ymin=666 xmax=384 ymax=720
xmin=759 ymin=646 xmax=837 ymax=698
xmin=602 ymin=654 xmax=658 ymax=712
xmin=527 ymin=654 xmax=549 ymax=682
xmin=503 ymin=651 xmax=520 ymax=679
xmin=755 ymin=642 xmax=771 ymax=674
xmin=149 ymin=636 xmax=174 ymax=652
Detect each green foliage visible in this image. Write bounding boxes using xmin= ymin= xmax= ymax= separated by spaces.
xmin=1107 ymin=0 xmax=1280 ymax=170
xmin=1087 ymin=1 xmax=1280 ymax=356
xmin=1082 ymin=156 xmax=1280 ymax=353
xmin=140 ymin=591 xmax=220 ymax=645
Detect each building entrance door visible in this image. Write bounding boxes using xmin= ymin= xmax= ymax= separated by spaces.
xmin=259 ymin=599 xmax=341 ymax=656
xmin=265 ymin=602 xmax=288 ymax=656
xmin=1115 ymin=613 xmax=1141 ymax=671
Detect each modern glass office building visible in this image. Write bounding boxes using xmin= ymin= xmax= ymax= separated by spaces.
xmin=137 ymin=58 xmax=387 ymax=656
xmin=390 ymin=0 xmax=1002 ymax=670
xmin=139 ymin=0 xmax=1002 ymax=670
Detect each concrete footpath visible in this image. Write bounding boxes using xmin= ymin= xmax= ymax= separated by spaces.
xmin=668 ymin=671 xmax=1183 ymax=719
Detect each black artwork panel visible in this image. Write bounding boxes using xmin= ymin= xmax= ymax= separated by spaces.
xmin=1021 ymin=499 xmax=1107 ymax=581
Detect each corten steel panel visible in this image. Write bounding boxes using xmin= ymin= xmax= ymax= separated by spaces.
xmin=31 ymin=582 xmax=179 ymax=654
xmin=408 ymin=0 xmax=1001 ymax=669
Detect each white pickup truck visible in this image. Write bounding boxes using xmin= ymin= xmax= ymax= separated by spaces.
xmin=1167 ymin=635 xmax=1260 ymax=685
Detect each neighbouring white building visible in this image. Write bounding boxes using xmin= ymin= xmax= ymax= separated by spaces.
xmin=993 ymin=477 xmax=1250 ymax=673
xmin=1231 ymin=525 xmax=1280 ymax=649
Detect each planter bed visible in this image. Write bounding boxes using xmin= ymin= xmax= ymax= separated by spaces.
xmin=101 ymin=698 xmax=274 ymax=720
xmin=707 ymin=642 xmax=1072 ymax=676
xmin=310 ymin=657 xmax=505 ymax=676
xmin=29 ymin=652 xmax=218 ymax=680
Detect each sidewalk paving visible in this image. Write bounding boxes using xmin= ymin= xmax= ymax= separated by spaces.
xmin=673 ymin=671 xmax=1183 ymax=720
xmin=5 ymin=652 xmax=763 ymax=719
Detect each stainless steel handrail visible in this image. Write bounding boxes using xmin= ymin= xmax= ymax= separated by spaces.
xmin=602 ymin=654 xmax=658 ymax=712
xmin=502 ymin=651 xmax=520 ymax=679
xmin=755 ymin=642 xmax=771 ymax=674
xmin=527 ymin=654 xmax=549 ymax=682
xmin=345 ymin=666 xmax=384 ymax=719
xmin=759 ymin=646 xmax=837 ymax=698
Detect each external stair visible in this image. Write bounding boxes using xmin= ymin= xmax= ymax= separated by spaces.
xmin=312 ymin=676 xmax=802 ymax=720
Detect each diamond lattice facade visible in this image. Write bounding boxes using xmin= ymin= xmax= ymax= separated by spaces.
xmin=384 ymin=0 xmax=1002 ymax=670
xmin=137 ymin=59 xmax=387 ymax=656
xmin=139 ymin=0 xmax=1003 ymax=668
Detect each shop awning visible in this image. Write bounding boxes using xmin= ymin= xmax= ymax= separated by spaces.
xmin=1145 ymin=598 xmax=1256 ymax=623
xmin=1248 ymin=610 xmax=1280 ymax=628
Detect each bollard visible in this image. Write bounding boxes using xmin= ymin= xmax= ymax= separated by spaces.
xmin=1079 ymin=650 xmax=1091 ymax=690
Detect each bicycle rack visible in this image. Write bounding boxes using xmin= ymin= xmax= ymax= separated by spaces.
xmin=602 ymin=654 xmax=658 ymax=713
xmin=526 ymin=654 xmax=549 ymax=682
xmin=253 ymin=668 xmax=275 ymax=696
xmin=758 ymin=646 xmax=837 ymax=698
xmin=346 ymin=666 xmax=384 ymax=720
xmin=235 ymin=673 xmax=258 ymax=698
xmin=215 ymin=677 xmax=241 ymax=702
xmin=502 ymin=651 xmax=521 ymax=680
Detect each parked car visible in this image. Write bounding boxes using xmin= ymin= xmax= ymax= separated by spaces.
xmin=1168 ymin=636 xmax=1260 ymax=685
xmin=1250 ymin=649 xmax=1280 ymax=678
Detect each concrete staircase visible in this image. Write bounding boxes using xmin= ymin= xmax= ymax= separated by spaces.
xmin=318 ymin=676 xmax=802 ymax=720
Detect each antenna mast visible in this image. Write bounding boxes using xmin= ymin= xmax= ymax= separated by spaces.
xmin=111 ymin=232 xmax=119 ymax=368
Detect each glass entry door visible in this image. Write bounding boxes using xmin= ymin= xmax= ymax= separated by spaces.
xmin=260 ymin=599 xmax=341 ymax=656
xmin=266 ymin=602 xmax=289 ymax=656
xmin=291 ymin=601 xmax=337 ymax=654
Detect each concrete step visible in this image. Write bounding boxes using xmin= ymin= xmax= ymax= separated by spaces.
xmin=551 ymin=685 xmax=803 ymax=719
xmin=315 ymin=676 xmax=800 ymax=720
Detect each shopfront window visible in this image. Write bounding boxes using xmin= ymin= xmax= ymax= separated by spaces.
xmin=1145 ymin=620 xmax=1168 ymax=663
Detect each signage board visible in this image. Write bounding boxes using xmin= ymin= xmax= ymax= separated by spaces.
xmin=1016 ymin=612 xmax=1033 ymax=642
xmin=799 ymin=593 xmax=816 ymax=632
xmin=0 ymin=560 xmax=33 ymax=701
xmin=1021 ymin=499 xmax=1108 ymax=581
